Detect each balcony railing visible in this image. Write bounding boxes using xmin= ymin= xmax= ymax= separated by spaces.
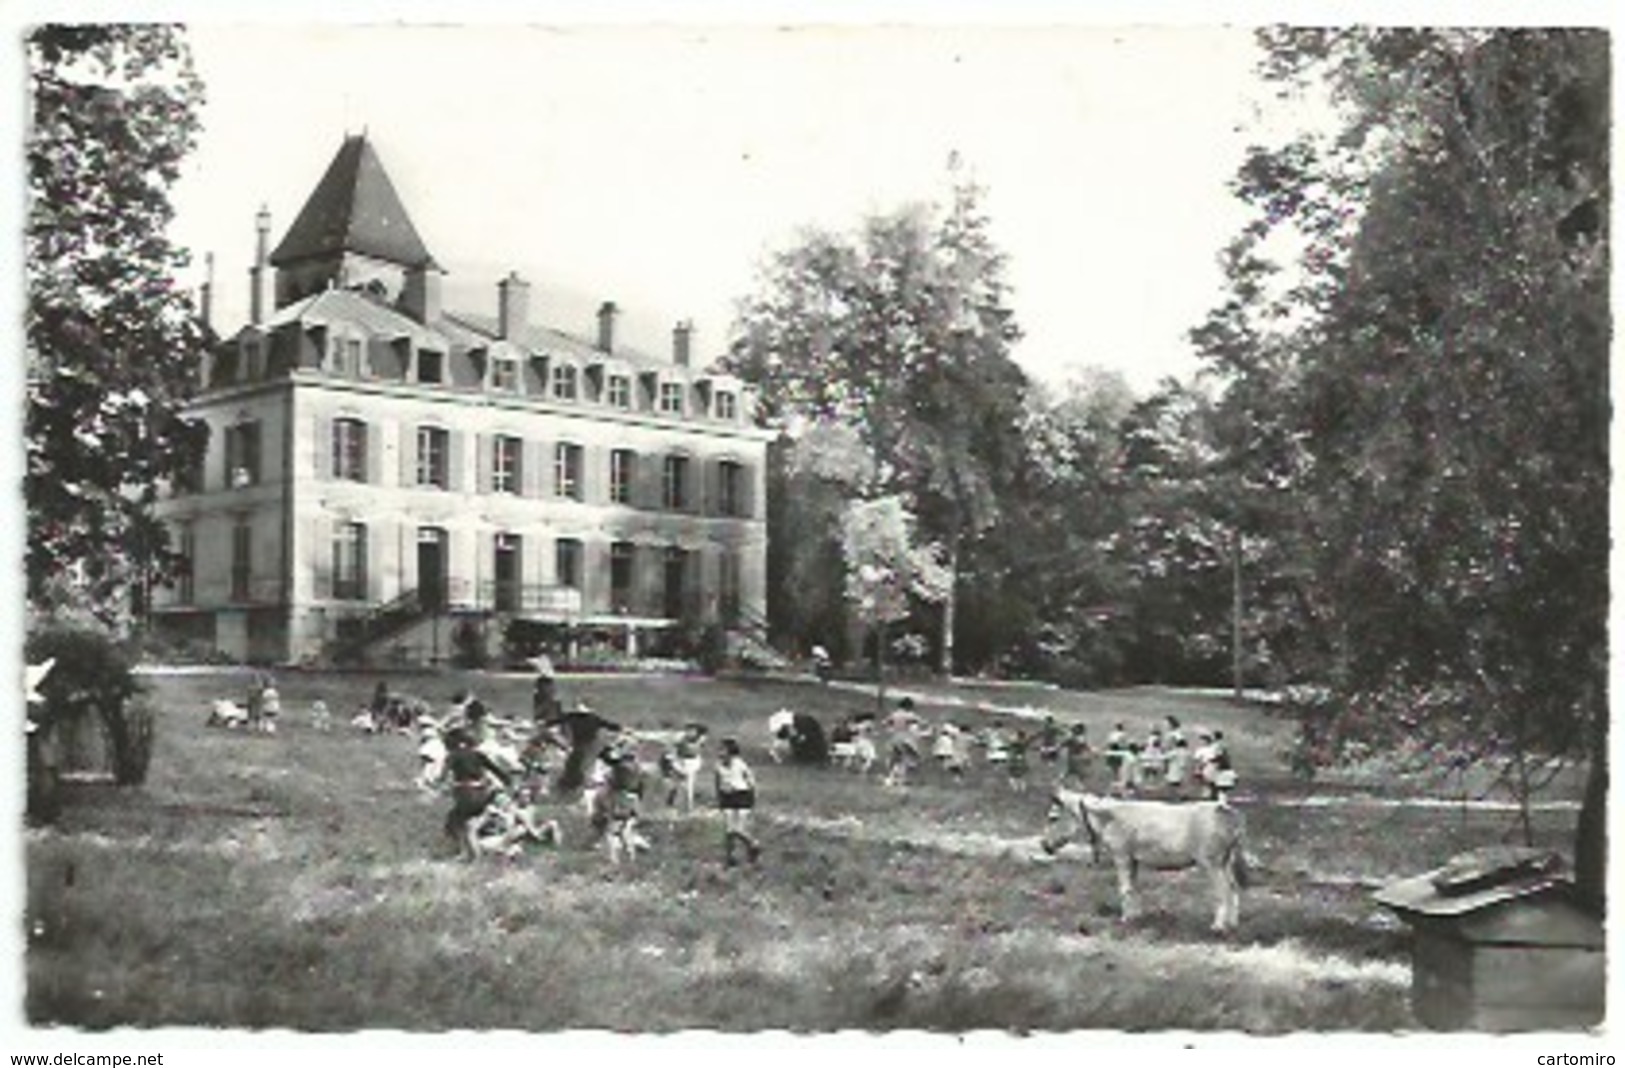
xmin=475 ymin=581 xmax=583 ymax=617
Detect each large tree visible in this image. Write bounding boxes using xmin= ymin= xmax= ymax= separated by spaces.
xmin=1200 ymin=29 xmax=1608 ymax=909
xmin=725 ymin=172 xmax=1029 ymax=673
xmin=27 ymin=25 xmax=209 ymax=620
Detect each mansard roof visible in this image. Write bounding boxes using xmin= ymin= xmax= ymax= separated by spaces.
xmin=270 ymin=135 xmax=438 ymax=270
xmin=441 ymin=311 xmax=678 ymax=373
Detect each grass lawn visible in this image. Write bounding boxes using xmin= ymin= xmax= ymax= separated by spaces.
xmin=23 ymin=667 xmax=1581 ymax=1032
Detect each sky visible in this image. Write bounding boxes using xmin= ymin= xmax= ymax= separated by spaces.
xmin=169 ymin=22 xmax=1277 ymax=394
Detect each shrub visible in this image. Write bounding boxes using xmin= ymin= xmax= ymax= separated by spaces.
xmin=450 ymin=620 xmax=490 ymax=670
xmin=24 ymin=625 xmax=153 ymax=794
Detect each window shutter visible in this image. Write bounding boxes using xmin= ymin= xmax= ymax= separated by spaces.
xmin=313 ymin=415 xmax=332 ymax=479
xmin=401 ymin=425 xmax=417 ymax=487
xmin=740 ymin=461 xmax=755 ymax=520
xmin=640 ymin=452 xmax=661 ymax=510
xmin=475 ymin=433 xmax=491 ymax=494
xmin=524 ymin=439 xmax=545 ymax=498
xmin=449 ymin=430 xmax=466 ymax=492
xmin=701 ymin=458 xmax=717 ymax=517
xmin=312 ymin=514 xmax=333 ymax=601
xmin=582 ymin=443 xmax=603 ymax=505
xmin=687 ymin=548 xmax=704 ymax=618
xmin=365 ymin=422 xmax=381 ymax=486
xmin=365 ymin=523 xmax=381 ymax=602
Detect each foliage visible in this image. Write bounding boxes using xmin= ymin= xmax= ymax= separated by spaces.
xmin=840 ymin=496 xmax=952 ymax=624
xmin=26 ymin=25 xmax=209 ymax=620
xmin=25 ymin=625 xmax=152 ymax=787
xmin=762 ymin=427 xmax=867 ymax=662
xmin=726 ymin=170 xmax=1030 ymax=671
xmin=450 ymin=620 xmax=489 ymax=670
xmin=1197 ymin=29 xmax=1608 ymax=898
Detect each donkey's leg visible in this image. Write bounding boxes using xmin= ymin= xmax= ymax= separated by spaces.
xmin=1116 ymin=856 xmax=1140 ymax=922
xmin=1208 ymin=862 xmax=1231 ymax=933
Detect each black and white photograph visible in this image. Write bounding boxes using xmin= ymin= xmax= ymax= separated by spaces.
xmin=5 ymin=4 xmax=1614 ymax=1054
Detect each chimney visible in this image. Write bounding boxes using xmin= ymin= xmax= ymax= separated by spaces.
xmin=402 ymin=262 xmax=443 ymax=325
xmin=200 ymin=252 xmax=215 ymax=331
xmin=498 ymin=271 xmax=530 ymax=340
xmin=597 ymin=300 xmax=619 ymax=354
xmin=250 ymin=204 xmax=270 ymax=325
xmin=672 ymin=319 xmax=693 ymax=367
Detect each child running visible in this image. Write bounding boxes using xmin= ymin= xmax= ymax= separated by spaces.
xmin=713 ymin=737 xmax=761 ymax=867
xmin=442 ymin=727 xmax=515 ymax=862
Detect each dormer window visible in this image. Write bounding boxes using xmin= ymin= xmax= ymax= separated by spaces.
xmin=658 ymin=381 xmax=684 ymax=416
xmin=330 ymin=336 xmax=362 ymax=377
xmin=715 ymin=390 xmax=738 ymax=420
xmin=607 ymin=374 xmax=631 ymax=409
xmin=492 ymin=356 xmax=520 ymax=393
xmin=552 ymin=363 xmax=578 ymax=401
xmin=243 ymin=339 xmax=263 ymax=380
xmin=417 ymin=350 xmax=444 ymax=385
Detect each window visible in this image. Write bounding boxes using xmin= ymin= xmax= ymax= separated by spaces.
xmin=332 ymin=522 xmax=368 ymax=600
xmin=607 ymin=374 xmax=631 ymax=409
xmin=718 ymin=460 xmax=744 ymax=517
xmin=662 ymin=454 xmax=689 ymax=511
xmin=212 ymin=349 xmax=240 ymax=389
xmin=176 ymin=522 xmax=195 ymax=604
xmin=417 ymin=350 xmax=445 ymax=384
xmin=416 ymin=426 xmax=449 ymax=488
xmin=331 ymin=337 xmax=362 ymax=378
xmin=659 ymin=381 xmax=684 ymax=415
xmin=492 ymin=357 xmax=520 ymax=393
xmin=609 ymin=449 xmax=635 ymax=505
xmin=555 ymin=538 xmax=583 ymax=590
xmin=554 ymin=442 xmax=583 ymax=500
xmin=552 ymin=363 xmax=578 ymax=401
xmin=224 ymin=421 xmax=262 ymax=488
xmin=663 ymin=546 xmax=688 ymax=619
xmin=715 ymin=390 xmax=738 ymax=420
xmin=493 ymin=533 xmax=522 ymax=612
xmin=332 ymin=418 xmax=367 ymax=482
xmin=610 ymin=541 xmax=635 ymax=612
xmin=719 ymin=552 xmax=742 ymax=623
xmin=493 ymin=435 xmax=523 ymax=495
xmin=231 ymin=517 xmax=252 ymax=600
xmin=244 ymin=340 xmax=264 ymax=380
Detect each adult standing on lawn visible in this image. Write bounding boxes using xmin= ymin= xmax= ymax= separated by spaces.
xmin=714 ymin=737 xmax=761 ymax=867
xmin=553 ymin=701 xmax=620 ymax=793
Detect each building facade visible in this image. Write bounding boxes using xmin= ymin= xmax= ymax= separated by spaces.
xmin=152 ymin=135 xmax=770 ymax=665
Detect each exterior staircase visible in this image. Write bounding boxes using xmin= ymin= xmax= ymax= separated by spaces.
xmin=726 ymin=609 xmax=793 ymax=672
xmin=330 ymin=588 xmax=429 ymax=664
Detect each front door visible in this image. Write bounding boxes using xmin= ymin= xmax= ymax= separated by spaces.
xmin=663 ymin=547 xmax=687 ymax=621
xmin=494 ymin=533 xmax=521 ymax=612
xmin=418 ymin=528 xmax=447 ymax=611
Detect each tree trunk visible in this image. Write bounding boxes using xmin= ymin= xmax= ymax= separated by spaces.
xmin=1573 ymin=699 xmax=1607 ymax=917
xmin=875 ymin=616 xmax=888 ymax=718
xmin=938 ymin=536 xmax=957 ymax=677
xmin=1231 ymin=527 xmax=1244 ymax=702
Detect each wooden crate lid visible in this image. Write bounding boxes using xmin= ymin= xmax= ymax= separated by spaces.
xmin=1375 ymin=849 xmax=1603 ymax=949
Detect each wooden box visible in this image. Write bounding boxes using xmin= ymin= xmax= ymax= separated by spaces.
xmin=1376 ymin=853 xmax=1605 ymax=1031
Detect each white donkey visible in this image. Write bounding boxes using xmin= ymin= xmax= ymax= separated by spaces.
xmin=1041 ymin=786 xmax=1248 ymax=932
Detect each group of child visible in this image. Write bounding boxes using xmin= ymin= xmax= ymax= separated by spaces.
xmin=425 ymin=680 xmax=764 ymax=870
xmin=1096 ymin=716 xmax=1237 ymax=799
xmin=879 ymin=708 xmax=1238 ymax=801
